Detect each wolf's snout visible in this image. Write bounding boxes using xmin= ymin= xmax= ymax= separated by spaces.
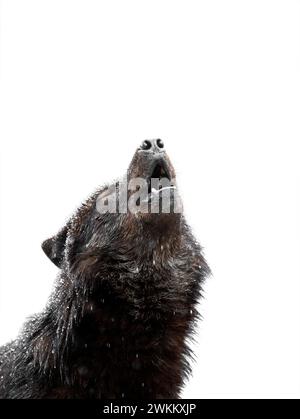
xmin=128 ymin=139 xmax=176 ymax=192
xmin=140 ymin=139 xmax=165 ymax=153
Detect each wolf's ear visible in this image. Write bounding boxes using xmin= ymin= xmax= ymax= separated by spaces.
xmin=42 ymin=226 xmax=68 ymax=268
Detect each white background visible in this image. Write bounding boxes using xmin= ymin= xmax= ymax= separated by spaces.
xmin=0 ymin=0 xmax=300 ymax=399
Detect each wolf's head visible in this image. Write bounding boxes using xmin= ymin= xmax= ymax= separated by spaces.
xmin=42 ymin=140 xmax=185 ymax=275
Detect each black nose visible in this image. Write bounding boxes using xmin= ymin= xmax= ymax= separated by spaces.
xmin=140 ymin=139 xmax=165 ymax=152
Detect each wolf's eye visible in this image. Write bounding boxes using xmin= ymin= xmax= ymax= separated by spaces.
xmin=141 ymin=140 xmax=152 ymax=150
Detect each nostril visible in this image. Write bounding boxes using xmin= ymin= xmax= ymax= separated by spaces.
xmin=141 ymin=140 xmax=152 ymax=151
xmin=156 ymin=139 xmax=164 ymax=149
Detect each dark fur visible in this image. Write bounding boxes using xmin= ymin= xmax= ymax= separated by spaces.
xmin=0 ymin=141 xmax=209 ymax=399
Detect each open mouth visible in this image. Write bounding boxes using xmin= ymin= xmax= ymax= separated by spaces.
xmin=147 ymin=161 xmax=175 ymax=196
xmin=150 ymin=161 xmax=171 ymax=181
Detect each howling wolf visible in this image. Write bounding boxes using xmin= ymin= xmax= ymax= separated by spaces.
xmin=0 ymin=139 xmax=209 ymax=399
